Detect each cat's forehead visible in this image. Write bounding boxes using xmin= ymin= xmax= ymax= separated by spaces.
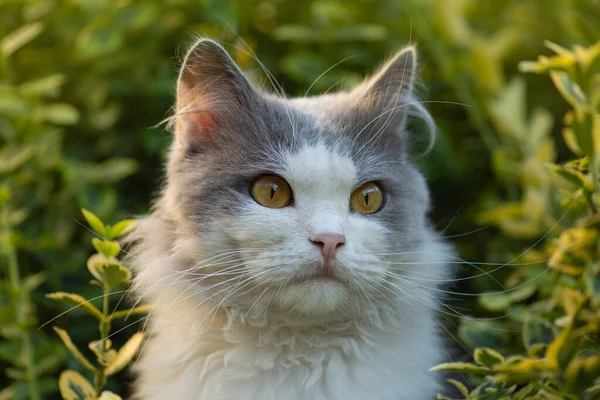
xmin=283 ymin=143 xmax=357 ymax=195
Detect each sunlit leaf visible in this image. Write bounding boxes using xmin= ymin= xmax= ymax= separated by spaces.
xmin=92 ymin=238 xmax=120 ymax=258
xmin=109 ymin=304 xmax=152 ymax=321
xmin=1 ymin=22 xmax=44 ymax=56
xmin=108 ymin=219 xmax=136 ymax=239
xmin=87 ymin=254 xmax=131 ymax=287
xmin=53 ymin=328 xmax=96 ymax=372
xmin=429 ymin=362 xmax=490 ymax=374
xmin=81 ymin=209 xmax=106 ymax=238
xmin=58 ymin=370 xmax=95 ymax=400
xmin=47 ymin=292 xmax=104 ymax=320
xmin=105 ymin=332 xmax=145 ymax=375
xmin=474 ymin=347 xmax=504 ymax=368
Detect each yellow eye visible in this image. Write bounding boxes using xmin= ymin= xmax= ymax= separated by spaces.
xmin=350 ymin=182 xmax=384 ymax=214
xmin=251 ymin=175 xmax=293 ymax=208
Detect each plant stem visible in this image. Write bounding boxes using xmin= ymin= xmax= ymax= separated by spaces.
xmin=94 ymin=284 xmax=111 ymax=396
xmin=3 ymin=206 xmax=41 ymax=400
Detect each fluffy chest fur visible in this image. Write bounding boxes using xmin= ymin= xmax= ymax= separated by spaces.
xmin=132 ymin=244 xmax=446 ymax=400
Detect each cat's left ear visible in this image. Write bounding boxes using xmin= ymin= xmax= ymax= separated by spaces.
xmin=352 ymin=46 xmax=417 ymax=131
xmin=175 ymin=39 xmax=259 ymax=147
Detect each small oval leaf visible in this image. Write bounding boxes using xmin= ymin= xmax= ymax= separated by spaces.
xmin=58 ymin=370 xmax=95 ymax=400
xmin=81 ymin=208 xmax=106 ymax=238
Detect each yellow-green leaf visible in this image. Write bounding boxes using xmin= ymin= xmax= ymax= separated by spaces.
xmin=105 ymin=332 xmax=145 ymax=375
xmin=58 ymin=370 xmax=95 ymax=400
xmin=109 ymin=304 xmax=152 ymax=321
xmin=565 ymin=356 xmax=600 ymax=390
xmin=108 ymin=219 xmax=135 ymax=239
xmin=446 ymin=378 xmax=469 ymax=397
xmin=429 ymin=362 xmax=490 ymax=375
xmin=81 ymin=209 xmax=106 ymax=238
xmin=473 ymin=347 xmax=504 ymax=367
xmin=546 ymin=164 xmax=591 ymax=191
xmin=53 ymin=327 xmax=96 ymax=372
xmin=550 ymin=71 xmax=587 ymax=109
xmin=545 ymin=327 xmax=579 ymax=371
xmin=87 ymin=254 xmax=131 ymax=287
xmin=92 ymin=238 xmax=120 ymax=258
xmin=47 ymin=292 xmax=104 ymax=320
xmin=1 ymin=22 xmax=44 ymax=56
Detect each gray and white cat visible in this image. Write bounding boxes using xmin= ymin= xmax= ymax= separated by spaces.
xmin=128 ymin=38 xmax=452 ymax=400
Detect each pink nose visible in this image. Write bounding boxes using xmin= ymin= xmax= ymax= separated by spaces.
xmin=310 ymin=234 xmax=345 ymax=267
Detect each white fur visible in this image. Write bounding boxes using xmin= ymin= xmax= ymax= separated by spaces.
xmin=131 ymin=144 xmax=451 ymax=400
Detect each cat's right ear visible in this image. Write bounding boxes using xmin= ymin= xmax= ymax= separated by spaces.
xmin=175 ymin=39 xmax=258 ymax=146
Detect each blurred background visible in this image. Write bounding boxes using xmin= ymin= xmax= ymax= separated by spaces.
xmin=1 ymin=0 xmax=599 ymax=398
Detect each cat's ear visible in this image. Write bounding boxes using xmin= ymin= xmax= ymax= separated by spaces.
xmin=352 ymin=46 xmax=418 ymax=131
xmin=175 ymin=39 xmax=258 ymax=145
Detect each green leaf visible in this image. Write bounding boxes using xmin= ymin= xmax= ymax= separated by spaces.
xmin=565 ymin=356 xmax=600 ymax=391
xmin=87 ymin=254 xmax=132 ymax=287
xmin=47 ymin=292 xmax=104 ymax=320
xmin=546 ymin=327 xmax=580 ymax=370
xmin=523 ymin=316 xmax=557 ymax=349
xmin=52 ymin=328 xmax=96 ymax=372
xmin=109 ymin=304 xmax=152 ymax=321
xmin=429 ymin=362 xmax=490 ymax=375
xmin=108 ymin=219 xmax=135 ymax=239
xmin=1 ymin=22 xmax=44 ymax=56
xmin=550 ymin=71 xmax=587 ymax=109
xmin=458 ymin=318 xmax=511 ymax=351
xmin=81 ymin=208 xmax=106 ymax=238
xmin=34 ymin=103 xmax=80 ymax=125
xmin=0 ymin=145 xmax=34 ymax=174
xmin=58 ymin=370 xmax=95 ymax=400
xmin=446 ymin=378 xmax=470 ymax=397
xmin=22 ymin=273 xmax=46 ymax=293
xmin=19 ymin=74 xmax=66 ymax=97
xmin=585 ymin=268 xmax=600 ymax=307
xmin=546 ymin=164 xmax=591 ymax=191
xmin=473 ymin=347 xmax=504 ymax=367
xmin=105 ymin=332 xmax=145 ymax=375
xmin=92 ymin=238 xmax=120 ymax=258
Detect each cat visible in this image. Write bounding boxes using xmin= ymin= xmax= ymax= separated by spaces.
xmin=127 ymin=38 xmax=453 ymax=400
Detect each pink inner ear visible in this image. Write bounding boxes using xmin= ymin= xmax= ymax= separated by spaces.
xmin=178 ymin=110 xmax=217 ymax=143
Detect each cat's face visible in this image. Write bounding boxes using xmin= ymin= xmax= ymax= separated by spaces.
xmin=162 ymin=40 xmax=435 ymax=318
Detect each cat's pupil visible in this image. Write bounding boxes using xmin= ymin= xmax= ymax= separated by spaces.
xmin=270 ymin=184 xmax=277 ymax=200
xmin=364 ymin=192 xmax=369 ymax=205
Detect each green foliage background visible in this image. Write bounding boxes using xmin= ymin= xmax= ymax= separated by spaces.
xmin=1 ymin=0 xmax=599 ymax=399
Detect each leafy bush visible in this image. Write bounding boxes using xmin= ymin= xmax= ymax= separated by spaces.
xmin=49 ymin=210 xmax=147 ymax=400
xmin=431 ymin=40 xmax=600 ymax=400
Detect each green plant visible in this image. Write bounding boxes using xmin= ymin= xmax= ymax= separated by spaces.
xmin=431 ymin=41 xmax=600 ymax=400
xmin=48 ymin=210 xmax=149 ymax=400
xmin=1 ymin=183 xmax=66 ymax=400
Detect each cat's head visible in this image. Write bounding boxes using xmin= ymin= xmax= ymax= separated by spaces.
xmin=154 ymin=39 xmax=442 ymax=319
